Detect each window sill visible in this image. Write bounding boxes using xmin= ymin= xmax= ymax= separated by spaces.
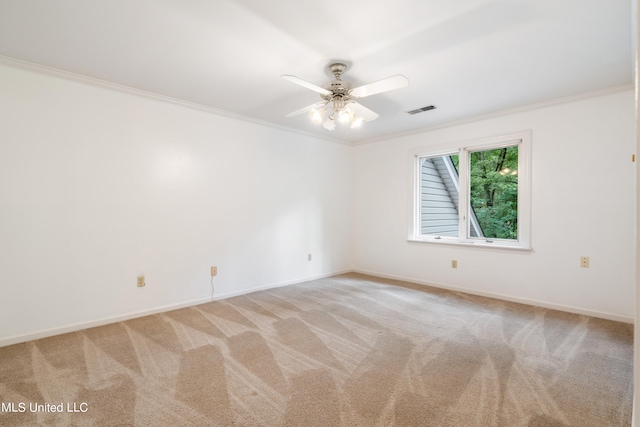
xmin=407 ymin=238 xmax=532 ymax=252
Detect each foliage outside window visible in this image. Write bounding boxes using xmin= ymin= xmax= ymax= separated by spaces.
xmin=468 ymin=146 xmax=518 ymax=239
xmin=410 ymin=131 xmax=531 ymax=249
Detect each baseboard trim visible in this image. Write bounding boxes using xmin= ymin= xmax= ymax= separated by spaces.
xmin=4 ymin=267 xmax=629 ymax=347
xmin=0 ymin=297 xmax=211 ymax=348
xmin=210 ymin=269 xmax=353 ymax=301
xmin=0 ymin=269 xmax=351 ymax=348
xmin=352 ymin=269 xmax=634 ymax=324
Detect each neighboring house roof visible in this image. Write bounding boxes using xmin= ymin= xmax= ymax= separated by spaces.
xmin=420 ymin=156 xmax=483 ymax=238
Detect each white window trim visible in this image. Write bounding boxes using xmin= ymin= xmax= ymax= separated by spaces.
xmin=408 ymin=130 xmax=532 ymax=251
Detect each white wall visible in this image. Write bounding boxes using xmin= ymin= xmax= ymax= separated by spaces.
xmin=353 ymin=88 xmax=636 ymax=321
xmin=0 ymin=62 xmax=353 ymax=343
xmin=0 ymin=59 xmax=633 ymax=346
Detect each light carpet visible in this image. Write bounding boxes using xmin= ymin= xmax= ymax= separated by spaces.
xmin=0 ymin=273 xmax=633 ymax=426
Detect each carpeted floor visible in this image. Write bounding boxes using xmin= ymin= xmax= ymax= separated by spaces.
xmin=0 ymin=273 xmax=633 ymax=426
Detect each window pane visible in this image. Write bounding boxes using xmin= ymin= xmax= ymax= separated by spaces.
xmin=419 ymin=154 xmax=459 ymax=237
xmin=468 ymin=145 xmax=518 ymax=240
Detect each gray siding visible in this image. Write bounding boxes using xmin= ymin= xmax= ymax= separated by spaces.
xmin=420 ymin=156 xmax=483 ymax=237
xmin=420 ymin=158 xmax=458 ymax=236
xmin=434 ymin=157 xmax=459 ymax=211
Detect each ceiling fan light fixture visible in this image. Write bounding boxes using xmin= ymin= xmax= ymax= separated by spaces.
xmin=338 ymin=108 xmax=352 ymax=123
xmin=309 ymin=105 xmax=360 ymax=130
xmin=350 ymin=116 xmax=363 ymax=128
xmin=322 ymin=115 xmax=336 ymax=130
xmin=310 ymin=108 xmax=323 ymax=124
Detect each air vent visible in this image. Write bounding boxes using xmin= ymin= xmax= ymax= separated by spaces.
xmin=406 ymin=105 xmax=436 ymax=115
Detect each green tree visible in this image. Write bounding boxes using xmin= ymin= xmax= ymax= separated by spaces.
xmin=468 ymin=146 xmax=518 ymax=239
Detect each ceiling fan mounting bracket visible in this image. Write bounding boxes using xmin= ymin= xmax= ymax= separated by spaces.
xmin=329 ymin=63 xmax=347 ymax=80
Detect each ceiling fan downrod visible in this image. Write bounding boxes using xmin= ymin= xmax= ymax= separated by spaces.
xmin=329 ymin=63 xmax=347 ymax=80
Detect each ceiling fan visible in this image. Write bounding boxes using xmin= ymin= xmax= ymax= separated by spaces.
xmin=282 ymin=63 xmax=408 ymax=130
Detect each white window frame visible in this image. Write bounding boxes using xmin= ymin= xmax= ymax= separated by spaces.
xmin=408 ymin=130 xmax=532 ymax=250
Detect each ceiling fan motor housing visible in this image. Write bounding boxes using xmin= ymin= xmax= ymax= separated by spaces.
xmin=321 ymin=63 xmax=353 ymax=100
xmin=321 ymin=80 xmax=352 ymax=100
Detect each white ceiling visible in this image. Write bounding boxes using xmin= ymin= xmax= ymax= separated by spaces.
xmin=0 ymin=0 xmax=633 ymax=143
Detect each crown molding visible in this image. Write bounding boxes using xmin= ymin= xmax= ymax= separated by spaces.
xmin=0 ymin=54 xmax=350 ymax=147
xmin=355 ymin=83 xmax=635 ymax=146
xmin=1 ymin=54 xmax=632 ymax=149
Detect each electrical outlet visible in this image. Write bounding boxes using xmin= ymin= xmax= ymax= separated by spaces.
xmin=451 ymin=260 xmax=458 ymax=269
xmin=308 ymin=254 xmax=312 ymax=261
xmin=210 ymin=266 xmax=217 ymax=276
xmin=137 ymin=275 xmax=145 ymax=287
xmin=580 ymin=256 xmax=589 ymax=268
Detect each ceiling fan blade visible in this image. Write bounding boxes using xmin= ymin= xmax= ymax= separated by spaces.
xmin=349 ymin=102 xmax=379 ymax=121
xmin=281 ymin=75 xmax=332 ymax=95
xmin=350 ymin=74 xmax=409 ymax=98
xmin=285 ymin=102 xmax=327 ymax=117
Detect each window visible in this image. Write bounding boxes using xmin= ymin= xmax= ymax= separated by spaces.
xmin=409 ymin=131 xmax=531 ymax=249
